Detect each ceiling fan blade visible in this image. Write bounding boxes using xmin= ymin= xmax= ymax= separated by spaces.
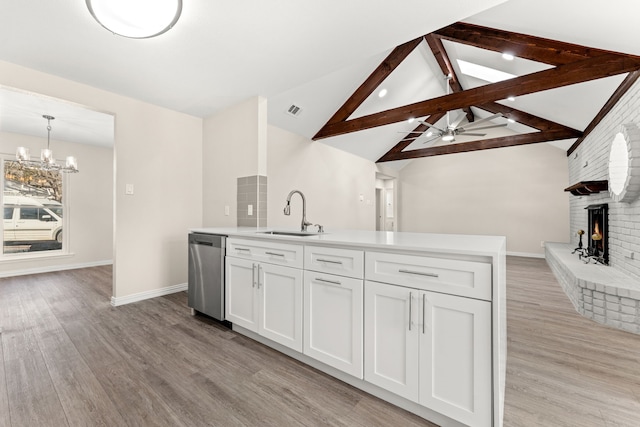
xmin=397 ymin=131 xmax=426 ymax=134
xmin=464 ymin=113 xmax=503 ymax=129
xmin=459 ymin=123 xmax=508 ymax=132
xmin=458 ymin=132 xmax=486 ymax=137
xmin=421 ymin=136 xmax=441 ymax=144
xmin=417 ymin=120 xmax=445 ymax=133
xmin=449 ymin=112 xmax=467 ymax=130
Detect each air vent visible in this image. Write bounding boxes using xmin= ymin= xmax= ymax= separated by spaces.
xmin=285 ymin=104 xmax=303 ymax=117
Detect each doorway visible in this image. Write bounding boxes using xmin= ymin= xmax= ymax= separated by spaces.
xmin=375 ymin=174 xmax=396 ymax=232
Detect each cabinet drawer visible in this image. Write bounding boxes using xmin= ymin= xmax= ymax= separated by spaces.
xmin=365 ymin=252 xmax=491 ymax=301
xmin=227 ymin=238 xmax=303 ymax=268
xmin=304 ymin=245 xmax=364 ymax=279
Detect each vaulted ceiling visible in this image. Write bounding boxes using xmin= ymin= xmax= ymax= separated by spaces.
xmin=311 ymin=23 xmax=640 ymax=163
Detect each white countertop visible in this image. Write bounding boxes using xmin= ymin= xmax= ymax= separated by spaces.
xmin=190 ymin=227 xmax=506 ymax=258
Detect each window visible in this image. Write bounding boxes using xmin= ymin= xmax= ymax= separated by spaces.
xmin=3 ymin=160 xmax=65 ymax=254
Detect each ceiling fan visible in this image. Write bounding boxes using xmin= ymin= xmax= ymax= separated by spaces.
xmin=401 ymin=112 xmax=508 ymax=145
xmin=400 ymin=74 xmax=508 ymax=145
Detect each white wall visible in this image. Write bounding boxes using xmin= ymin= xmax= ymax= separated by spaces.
xmin=0 ymin=132 xmax=113 ymax=274
xmin=202 ymin=97 xmax=266 ymax=227
xmin=398 ymin=143 xmax=570 ymax=256
xmin=267 ymin=125 xmax=376 ymax=230
xmin=0 ymin=61 xmax=203 ymax=299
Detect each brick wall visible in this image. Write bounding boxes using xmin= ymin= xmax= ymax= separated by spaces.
xmin=569 ymin=78 xmax=640 ymax=280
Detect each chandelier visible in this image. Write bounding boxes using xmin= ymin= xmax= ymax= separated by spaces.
xmin=15 ymin=115 xmax=79 ymax=173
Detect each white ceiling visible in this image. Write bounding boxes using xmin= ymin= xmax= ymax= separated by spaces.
xmin=0 ymin=0 xmax=639 ymax=163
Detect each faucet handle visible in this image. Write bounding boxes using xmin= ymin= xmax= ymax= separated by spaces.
xmin=314 ymin=224 xmax=324 ymax=233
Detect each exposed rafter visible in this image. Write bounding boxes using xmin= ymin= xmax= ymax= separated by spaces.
xmin=313 ymin=22 xmax=640 ymax=163
xmin=314 ymin=37 xmax=422 ymax=136
xmin=567 ymin=70 xmax=640 ymax=155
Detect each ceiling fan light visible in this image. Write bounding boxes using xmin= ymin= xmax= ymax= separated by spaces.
xmin=442 ymin=134 xmax=455 ymax=142
xmin=86 ymin=0 xmax=182 ymax=39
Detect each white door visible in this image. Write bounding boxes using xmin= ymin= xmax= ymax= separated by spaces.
xmin=420 ymin=291 xmax=492 ymax=427
xmin=258 ymin=263 xmax=303 ymax=352
xmin=304 ymin=272 xmax=363 ymax=378
xmin=225 ymin=257 xmax=258 ymax=332
xmin=364 ymin=280 xmax=419 ymax=401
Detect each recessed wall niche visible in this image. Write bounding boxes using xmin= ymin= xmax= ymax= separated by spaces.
xmin=608 ymin=123 xmax=640 ymax=203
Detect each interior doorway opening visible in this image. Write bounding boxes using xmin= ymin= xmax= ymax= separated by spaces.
xmin=375 ymin=173 xmax=396 ymax=232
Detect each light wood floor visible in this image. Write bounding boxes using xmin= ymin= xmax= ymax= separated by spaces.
xmin=0 ymin=257 xmax=639 ymax=426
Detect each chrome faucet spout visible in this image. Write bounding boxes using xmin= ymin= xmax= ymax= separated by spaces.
xmin=284 ymin=190 xmax=313 ymax=232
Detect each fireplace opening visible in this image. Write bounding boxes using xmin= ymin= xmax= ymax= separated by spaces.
xmin=585 ymin=204 xmax=608 ymax=265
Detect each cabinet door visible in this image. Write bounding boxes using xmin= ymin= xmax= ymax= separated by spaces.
xmin=364 ymin=281 xmax=419 ymax=401
xmin=258 ymin=263 xmax=304 ymax=352
xmin=304 ymin=272 xmax=363 ymax=378
xmin=225 ymin=257 xmax=258 ymax=332
xmin=420 ymin=291 xmax=492 ymax=427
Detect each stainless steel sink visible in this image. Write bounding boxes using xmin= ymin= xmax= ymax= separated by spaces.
xmin=259 ymin=231 xmax=320 ymax=237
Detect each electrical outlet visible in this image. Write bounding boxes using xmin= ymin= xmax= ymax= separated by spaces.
xmin=248 ymin=204 xmax=253 ymax=216
xmin=540 ymin=240 xmax=545 ymax=248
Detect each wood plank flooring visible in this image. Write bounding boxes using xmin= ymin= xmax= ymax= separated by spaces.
xmin=0 ymin=258 xmax=639 ymax=426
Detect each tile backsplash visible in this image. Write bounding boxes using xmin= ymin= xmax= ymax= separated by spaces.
xmin=237 ymin=175 xmax=267 ymax=227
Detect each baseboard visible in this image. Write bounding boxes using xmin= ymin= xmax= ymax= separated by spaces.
xmin=0 ymin=259 xmax=112 ymax=278
xmin=111 ymin=282 xmax=187 ymax=307
xmin=507 ymin=251 xmax=545 ymax=259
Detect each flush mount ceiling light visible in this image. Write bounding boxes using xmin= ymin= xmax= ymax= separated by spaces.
xmin=16 ymin=115 xmax=79 ymax=173
xmin=378 ymin=88 xmax=388 ymax=98
xmin=502 ymin=53 xmax=515 ymax=61
xmin=86 ymin=0 xmax=182 ymax=39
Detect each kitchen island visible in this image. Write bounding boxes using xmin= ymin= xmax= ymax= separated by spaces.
xmin=190 ymin=227 xmax=506 ymax=427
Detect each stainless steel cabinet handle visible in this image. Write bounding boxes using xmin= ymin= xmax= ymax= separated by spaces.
xmin=236 ymin=247 xmax=250 ymax=252
xmin=399 ymin=269 xmax=439 ymax=278
xmin=315 ymin=277 xmax=342 ymax=286
xmin=258 ymin=264 xmax=262 ymax=288
xmin=409 ymin=292 xmax=413 ymax=331
xmin=252 ymin=263 xmax=256 ymax=288
xmin=265 ymin=251 xmax=285 ymax=257
xmin=422 ymin=294 xmax=426 ymax=334
xmin=316 ymin=258 xmax=343 ymax=265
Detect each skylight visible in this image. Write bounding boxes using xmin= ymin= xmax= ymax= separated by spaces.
xmin=457 ymin=59 xmax=516 ymax=83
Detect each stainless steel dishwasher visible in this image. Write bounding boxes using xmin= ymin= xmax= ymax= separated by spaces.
xmin=188 ymin=233 xmax=225 ymax=321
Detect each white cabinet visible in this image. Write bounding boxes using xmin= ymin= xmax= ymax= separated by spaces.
xmin=225 ymin=242 xmax=303 ymax=352
xmin=365 ymin=280 xmax=492 ymax=427
xmin=303 ymin=271 xmax=363 ymax=378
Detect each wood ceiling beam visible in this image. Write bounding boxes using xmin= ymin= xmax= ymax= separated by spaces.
xmin=433 ymin=22 xmax=609 ymax=66
xmin=378 ymin=129 xmax=579 ymax=162
xmin=313 ymin=53 xmax=640 ymax=140
xmin=424 ymin=34 xmax=474 ymax=122
xmin=312 ymin=37 xmax=422 ymax=138
xmin=376 ymin=112 xmax=447 ymax=163
xmin=567 ymin=70 xmax=640 ymax=155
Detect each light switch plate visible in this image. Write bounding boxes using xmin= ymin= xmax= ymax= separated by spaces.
xmin=125 ymin=184 xmax=134 ymax=195
xmin=224 ymin=205 xmax=230 ymax=216
xmin=248 ymin=204 xmax=253 ymax=216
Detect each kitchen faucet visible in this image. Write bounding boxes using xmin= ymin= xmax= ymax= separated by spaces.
xmin=284 ymin=190 xmax=313 ymax=232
